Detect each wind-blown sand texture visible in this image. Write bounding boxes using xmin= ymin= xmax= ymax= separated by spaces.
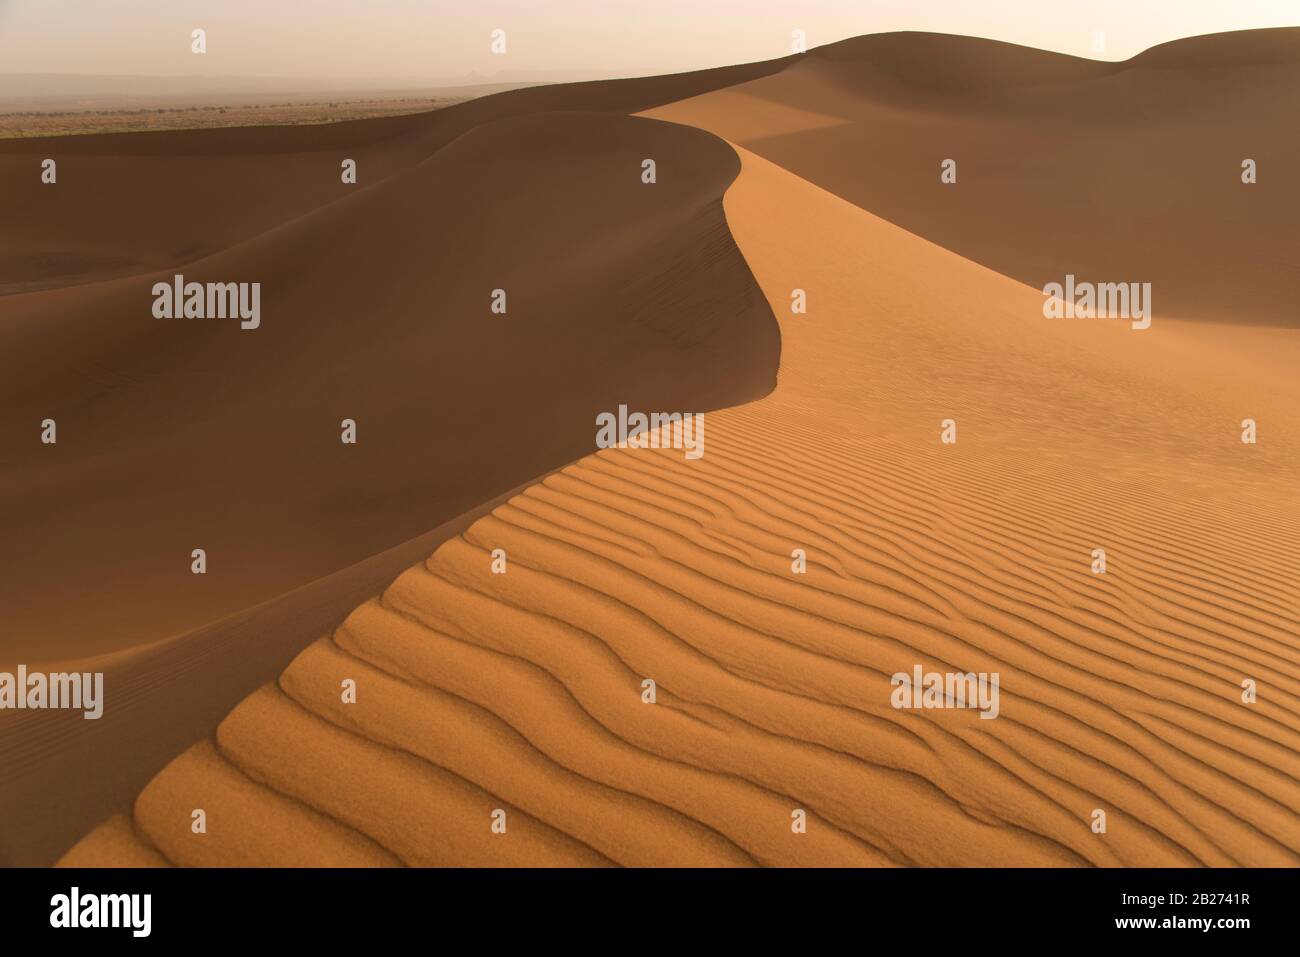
xmin=63 ymin=141 xmax=1300 ymax=866
xmin=12 ymin=29 xmax=1300 ymax=867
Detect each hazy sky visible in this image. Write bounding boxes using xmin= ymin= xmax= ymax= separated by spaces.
xmin=1 ymin=0 xmax=1297 ymax=79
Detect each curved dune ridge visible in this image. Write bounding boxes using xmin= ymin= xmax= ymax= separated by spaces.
xmin=63 ymin=144 xmax=1300 ymax=867
xmin=0 ymin=108 xmax=777 ymax=666
xmin=0 ymin=82 xmax=780 ymax=864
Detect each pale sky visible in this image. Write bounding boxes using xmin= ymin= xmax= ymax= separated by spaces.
xmin=0 ymin=0 xmax=1297 ymax=80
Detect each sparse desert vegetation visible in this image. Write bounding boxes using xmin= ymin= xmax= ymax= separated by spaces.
xmin=0 ymin=92 xmax=482 ymax=138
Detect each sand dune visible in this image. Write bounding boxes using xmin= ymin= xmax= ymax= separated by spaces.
xmin=2 ymin=55 xmax=794 ymax=868
xmin=0 ymin=56 xmax=791 ymax=296
xmin=64 ymin=140 xmax=1300 ymax=866
xmin=0 ymin=109 xmax=777 ymax=668
xmin=644 ymin=28 xmax=1300 ymax=327
xmin=8 ymin=27 xmax=1297 ymax=868
xmin=0 ymin=468 xmax=562 ymax=867
xmin=1 ymin=74 xmax=783 ymax=864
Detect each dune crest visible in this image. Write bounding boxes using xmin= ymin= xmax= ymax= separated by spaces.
xmin=64 ymin=146 xmax=1300 ymax=867
xmin=0 ymin=110 xmax=777 ymax=668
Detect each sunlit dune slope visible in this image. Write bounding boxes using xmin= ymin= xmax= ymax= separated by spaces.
xmin=65 ymin=147 xmax=1300 ymax=866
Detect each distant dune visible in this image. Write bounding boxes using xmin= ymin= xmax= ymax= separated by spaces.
xmin=646 ymin=28 xmax=1300 ymax=327
xmin=7 ymin=28 xmax=1300 ymax=867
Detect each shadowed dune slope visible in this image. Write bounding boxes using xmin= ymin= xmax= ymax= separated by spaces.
xmin=643 ymin=28 xmax=1300 ymax=326
xmin=0 ymin=469 xmax=551 ymax=867
xmin=0 ymin=55 xmax=792 ymax=295
xmin=65 ymin=148 xmax=1300 ymax=867
xmin=0 ymin=110 xmax=778 ymax=665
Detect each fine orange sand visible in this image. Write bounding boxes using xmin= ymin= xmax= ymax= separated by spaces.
xmin=63 ymin=141 xmax=1300 ymax=866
